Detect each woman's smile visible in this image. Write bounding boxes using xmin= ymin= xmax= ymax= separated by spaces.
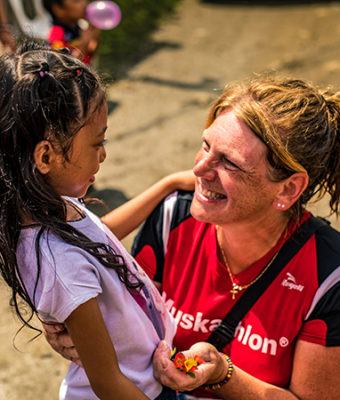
xmin=195 ymin=180 xmax=227 ymax=202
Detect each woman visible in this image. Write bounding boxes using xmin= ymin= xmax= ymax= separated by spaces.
xmin=45 ymin=76 xmax=340 ymax=399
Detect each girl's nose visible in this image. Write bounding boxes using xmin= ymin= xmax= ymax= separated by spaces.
xmin=99 ymin=146 xmax=106 ymax=163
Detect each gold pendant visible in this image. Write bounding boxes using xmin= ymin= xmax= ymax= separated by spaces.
xmin=230 ymin=283 xmax=240 ymax=300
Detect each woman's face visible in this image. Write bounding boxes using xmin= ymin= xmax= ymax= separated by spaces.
xmin=46 ymin=102 xmax=107 ymax=198
xmin=191 ymin=110 xmax=282 ymax=227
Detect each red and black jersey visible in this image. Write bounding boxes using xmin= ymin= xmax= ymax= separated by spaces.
xmin=132 ymin=191 xmax=340 ymax=397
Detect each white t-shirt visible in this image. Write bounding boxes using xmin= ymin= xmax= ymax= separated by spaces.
xmin=16 ymin=198 xmax=176 ymax=400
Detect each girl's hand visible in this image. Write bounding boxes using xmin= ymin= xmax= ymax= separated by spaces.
xmin=82 ymin=25 xmax=101 ymax=54
xmin=72 ymin=26 xmax=101 ymax=60
xmin=153 ymin=341 xmax=227 ymax=391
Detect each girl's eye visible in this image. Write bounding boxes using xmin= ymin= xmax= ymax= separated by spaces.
xmin=97 ymin=138 xmax=107 ymax=147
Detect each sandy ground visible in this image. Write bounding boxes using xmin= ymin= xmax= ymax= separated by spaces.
xmin=2 ymin=0 xmax=340 ymax=398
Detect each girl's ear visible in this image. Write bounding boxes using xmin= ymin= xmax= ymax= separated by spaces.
xmin=273 ymin=172 xmax=309 ymax=211
xmin=33 ymin=140 xmax=55 ymax=175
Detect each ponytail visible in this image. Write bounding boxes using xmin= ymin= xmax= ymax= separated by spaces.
xmin=319 ymin=93 xmax=340 ymax=213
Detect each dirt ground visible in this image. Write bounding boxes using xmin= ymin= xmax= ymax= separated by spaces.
xmin=2 ymin=0 xmax=340 ymax=398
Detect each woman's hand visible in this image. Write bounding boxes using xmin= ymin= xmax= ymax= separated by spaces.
xmin=153 ymin=341 xmax=227 ymax=392
xmin=42 ymin=321 xmax=82 ymax=366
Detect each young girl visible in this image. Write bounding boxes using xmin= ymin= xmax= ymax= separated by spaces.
xmin=43 ymin=0 xmax=100 ymax=65
xmin=0 ymin=40 xmax=181 ymax=400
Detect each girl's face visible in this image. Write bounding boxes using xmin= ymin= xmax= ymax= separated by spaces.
xmin=54 ymin=0 xmax=88 ymax=24
xmin=46 ymin=102 xmax=107 ymax=198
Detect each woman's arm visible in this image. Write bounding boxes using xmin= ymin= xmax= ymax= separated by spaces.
xmin=101 ymin=170 xmax=194 ymax=240
xmin=289 ymin=340 xmax=340 ymax=399
xmin=216 ymin=340 xmax=340 ymax=399
xmin=65 ymin=297 xmax=150 ymax=400
xmin=153 ymin=340 xmax=340 ymax=400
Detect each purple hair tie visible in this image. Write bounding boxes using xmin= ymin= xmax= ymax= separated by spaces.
xmin=38 ymin=62 xmax=49 ymax=78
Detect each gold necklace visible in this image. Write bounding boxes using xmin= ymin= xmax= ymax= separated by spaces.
xmin=217 ymin=228 xmax=280 ymax=300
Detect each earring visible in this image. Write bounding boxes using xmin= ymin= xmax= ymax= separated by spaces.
xmin=277 ymin=202 xmax=285 ymax=209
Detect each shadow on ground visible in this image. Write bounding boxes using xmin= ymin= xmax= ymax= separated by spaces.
xmin=128 ymin=75 xmax=219 ymax=91
xmin=98 ymin=41 xmax=181 ymax=81
xmin=107 ymin=100 xmax=119 ymax=115
xmin=85 ymin=187 xmax=129 ymax=217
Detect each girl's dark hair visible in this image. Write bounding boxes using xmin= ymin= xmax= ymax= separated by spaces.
xmin=207 ymin=76 xmax=340 ymax=219
xmin=0 ymin=40 xmax=141 ymax=333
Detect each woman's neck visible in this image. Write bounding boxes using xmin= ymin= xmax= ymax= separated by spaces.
xmin=217 ymin=213 xmax=290 ymax=275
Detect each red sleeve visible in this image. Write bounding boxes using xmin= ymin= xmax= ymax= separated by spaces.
xmin=132 ymin=191 xmax=193 ymax=283
xmin=132 ymin=196 xmax=169 ymax=283
xmin=298 ymin=319 xmax=328 ymax=345
xmin=300 ymin=279 xmax=340 ymax=346
xmin=134 ymin=245 xmax=158 ymax=280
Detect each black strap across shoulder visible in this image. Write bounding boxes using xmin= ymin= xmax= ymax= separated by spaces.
xmin=207 ymin=216 xmax=330 ymax=351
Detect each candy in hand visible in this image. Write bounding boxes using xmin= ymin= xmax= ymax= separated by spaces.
xmin=170 ymin=348 xmax=205 ymax=378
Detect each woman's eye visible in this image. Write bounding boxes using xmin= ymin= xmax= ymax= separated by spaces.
xmin=202 ymin=140 xmax=209 ymax=151
xmin=223 ymin=157 xmax=239 ymax=170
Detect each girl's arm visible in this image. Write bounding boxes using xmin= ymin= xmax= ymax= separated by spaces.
xmin=73 ymin=25 xmax=101 ymax=59
xmin=101 ymin=170 xmax=195 ymax=240
xmin=65 ymin=297 xmax=150 ymax=400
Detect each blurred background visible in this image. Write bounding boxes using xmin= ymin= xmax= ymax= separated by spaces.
xmin=1 ymin=0 xmax=340 ymax=398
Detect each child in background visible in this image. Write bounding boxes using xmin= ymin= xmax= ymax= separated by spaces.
xmin=0 ymin=0 xmax=16 ymax=53
xmin=0 ymin=40 xmax=179 ymax=400
xmin=43 ymin=0 xmax=100 ymax=64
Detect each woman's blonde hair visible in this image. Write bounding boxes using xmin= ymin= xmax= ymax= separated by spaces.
xmin=207 ymin=76 xmax=340 ymax=218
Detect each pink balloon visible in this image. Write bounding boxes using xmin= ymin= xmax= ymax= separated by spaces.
xmin=86 ymin=1 xmax=122 ymax=30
